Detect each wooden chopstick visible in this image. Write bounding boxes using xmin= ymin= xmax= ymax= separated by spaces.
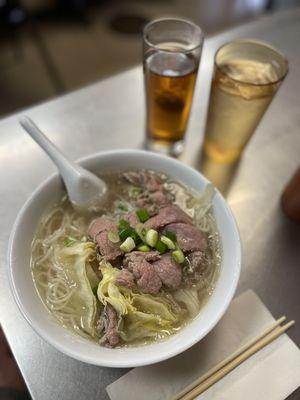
xmin=172 ymin=317 xmax=294 ymax=400
xmin=172 ymin=316 xmax=286 ymax=400
xmin=179 ymin=320 xmax=295 ymax=400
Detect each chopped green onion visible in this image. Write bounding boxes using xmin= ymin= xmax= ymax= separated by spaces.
xmin=63 ymin=236 xmax=76 ymax=247
xmin=119 ymin=227 xmax=141 ymax=244
xmin=107 ymin=231 xmax=120 ymax=243
xmin=92 ymin=286 xmax=98 ymax=296
xmin=120 ymin=237 xmax=136 ymax=253
xmin=172 ymin=249 xmax=185 ymax=264
xmin=118 ymin=219 xmax=143 ymax=244
xmin=135 ymin=222 xmax=146 ymax=241
xmin=145 ymin=229 xmax=158 ymax=247
xmin=118 ymin=219 xmax=130 ymax=230
xmin=137 ymin=244 xmax=150 ymax=252
xmin=119 ymin=227 xmax=134 ymax=241
xmin=155 ymin=240 xmax=168 ymax=254
xmin=136 ymin=208 xmax=150 ymax=222
xmin=160 ymin=235 xmax=176 ymax=250
xmin=117 ymin=203 xmax=128 ymax=211
xmin=164 ymin=230 xmax=177 ymax=242
xmin=135 ymin=237 xmax=143 ymax=246
xmin=129 ymin=186 xmax=142 ymax=198
xmin=119 ymin=228 xmax=130 ymax=241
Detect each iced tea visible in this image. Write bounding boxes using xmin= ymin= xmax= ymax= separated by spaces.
xmin=143 ymin=18 xmax=203 ymax=155
xmin=203 ymin=41 xmax=288 ymax=164
xmin=145 ymin=51 xmax=198 ymax=143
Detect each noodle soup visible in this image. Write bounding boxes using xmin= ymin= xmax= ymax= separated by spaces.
xmin=31 ymin=170 xmax=221 ymax=347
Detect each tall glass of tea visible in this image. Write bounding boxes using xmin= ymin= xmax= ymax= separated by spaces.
xmin=203 ymin=40 xmax=288 ymax=164
xmin=143 ymin=18 xmax=203 ymax=156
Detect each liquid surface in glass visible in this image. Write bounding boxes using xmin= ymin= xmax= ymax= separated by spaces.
xmin=204 ymin=58 xmax=280 ymax=163
xmin=145 ymin=51 xmax=198 ymax=143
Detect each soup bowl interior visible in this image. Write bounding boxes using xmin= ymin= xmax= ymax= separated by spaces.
xmin=8 ymin=150 xmax=241 ymax=367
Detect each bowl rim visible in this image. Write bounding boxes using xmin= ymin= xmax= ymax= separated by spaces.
xmin=7 ymin=149 xmax=241 ymax=367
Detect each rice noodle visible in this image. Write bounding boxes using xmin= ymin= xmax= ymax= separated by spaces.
xmin=31 ymin=201 xmax=92 ymax=336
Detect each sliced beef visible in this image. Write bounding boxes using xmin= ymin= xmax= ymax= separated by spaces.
xmin=123 ymin=211 xmax=139 ymax=227
xmin=116 ymin=269 xmax=135 ymax=289
xmin=136 ymin=263 xmax=162 ymax=294
xmin=188 ymin=250 xmax=205 ymax=271
xmin=124 ymin=171 xmax=172 ymax=215
xmin=152 ymin=253 xmax=182 ymax=290
xmin=123 ymin=171 xmax=162 ymax=192
xmin=97 ymin=304 xmax=119 ymax=347
xmin=123 ymin=251 xmax=182 ymax=292
xmin=88 ymin=217 xmax=116 ymax=240
xmin=144 ymin=205 xmax=192 ymax=230
xmin=123 ymin=251 xmax=162 ymax=294
xmin=88 ymin=217 xmax=122 ymax=261
xmin=95 ymin=231 xmax=123 ymax=261
xmin=147 ymin=190 xmax=171 ymax=204
xmin=163 ymin=223 xmax=207 ymax=252
xmin=136 ymin=190 xmax=171 ymax=214
xmin=124 ymin=251 xmax=161 ymax=270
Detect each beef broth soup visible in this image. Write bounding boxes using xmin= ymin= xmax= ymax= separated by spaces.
xmin=31 ymin=170 xmax=221 ymax=347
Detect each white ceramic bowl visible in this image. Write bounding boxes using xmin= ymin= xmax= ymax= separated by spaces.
xmin=8 ymin=150 xmax=241 ymax=368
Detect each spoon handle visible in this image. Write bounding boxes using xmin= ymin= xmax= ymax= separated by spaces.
xmin=19 ymin=116 xmax=81 ymax=180
xmin=19 ymin=116 xmax=106 ymax=210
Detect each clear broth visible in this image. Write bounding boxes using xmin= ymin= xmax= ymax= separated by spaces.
xmin=31 ymin=171 xmax=221 ymax=346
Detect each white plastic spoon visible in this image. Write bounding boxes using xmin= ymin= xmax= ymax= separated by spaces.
xmin=19 ymin=116 xmax=107 ymax=212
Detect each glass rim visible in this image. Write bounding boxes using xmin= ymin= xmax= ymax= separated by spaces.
xmin=143 ymin=17 xmax=203 ymax=54
xmin=214 ymin=39 xmax=289 ymax=87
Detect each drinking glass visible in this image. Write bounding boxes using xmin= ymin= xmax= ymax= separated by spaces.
xmin=203 ymin=40 xmax=288 ymax=164
xmin=143 ymin=18 xmax=203 ymax=156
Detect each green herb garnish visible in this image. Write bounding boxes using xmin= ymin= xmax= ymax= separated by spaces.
xmin=172 ymin=249 xmax=185 ymax=264
xmin=117 ymin=203 xmax=128 ymax=212
xmin=135 ymin=222 xmax=146 ymax=242
xmin=137 ymin=244 xmax=151 ymax=252
xmin=164 ymin=231 xmax=177 ymax=242
xmin=118 ymin=219 xmax=130 ymax=230
xmin=119 ymin=227 xmax=142 ymax=245
xmin=145 ymin=229 xmax=158 ymax=247
xmin=155 ymin=240 xmax=168 ymax=254
xmin=136 ymin=208 xmax=150 ymax=223
xmin=120 ymin=237 xmax=136 ymax=253
xmin=129 ymin=186 xmax=142 ymax=199
xmin=63 ymin=236 xmax=77 ymax=247
xmin=119 ymin=227 xmax=134 ymax=241
xmin=107 ymin=231 xmax=120 ymax=243
xmin=160 ymin=235 xmax=176 ymax=250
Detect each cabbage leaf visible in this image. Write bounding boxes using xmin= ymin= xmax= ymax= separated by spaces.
xmin=58 ymin=241 xmax=97 ymax=337
xmin=97 ymin=262 xmax=182 ymax=342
